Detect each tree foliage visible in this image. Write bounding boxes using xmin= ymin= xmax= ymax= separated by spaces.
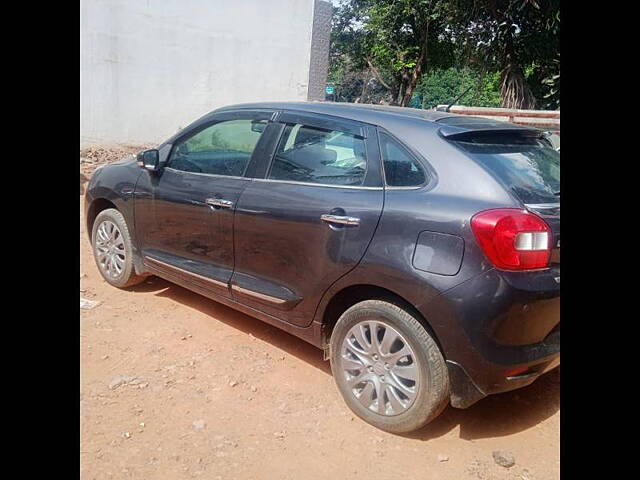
xmin=415 ymin=67 xmax=502 ymax=109
xmin=329 ymin=0 xmax=560 ymax=109
xmin=331 ymin=0 xmax=457 ymax=106
xmin=445 ymin=0 xmax=560 ymax=109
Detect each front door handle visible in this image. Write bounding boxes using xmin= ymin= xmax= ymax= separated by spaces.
xmin=320 ymin=214 xmax=360 ymax=226
xmin=206 ymin=198 xmax=234 ymax=209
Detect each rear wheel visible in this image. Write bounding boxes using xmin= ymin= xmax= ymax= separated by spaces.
xmin=91 ymin=208 xmax=145 ymax=288
xmin=330 ymin=300 xmax=449 ymax=433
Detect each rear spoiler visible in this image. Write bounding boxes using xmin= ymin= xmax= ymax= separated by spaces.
xmin=436 ymin=113 xmax=547 ymax=142
xmin=439 ymin=125 xmax=545 ymax=142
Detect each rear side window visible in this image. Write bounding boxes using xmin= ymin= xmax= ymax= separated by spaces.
xmin=379 ymin=133 xmax=426 ymax=187
xmin=452 ymin=135 xmax=560 ymax=204
xmin=268 ymin=124 xmax=367 ymax=186
xmin=169 ymin=119 xmax=265 ymax=176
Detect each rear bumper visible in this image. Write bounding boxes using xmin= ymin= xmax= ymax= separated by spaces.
xmin=424 ymin=267 xmax=560 ymax=408
xmin=447 ymin=349 xmax=559 ymax=408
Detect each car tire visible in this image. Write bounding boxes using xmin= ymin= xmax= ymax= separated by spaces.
xmin=91 ymin=208 xmax=145 ymax=288
xmin=330 ymin=300 xmax=450 ymax=433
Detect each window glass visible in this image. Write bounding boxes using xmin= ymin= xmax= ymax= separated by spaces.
xmin=169 ymin=119 xmax=266 ymax=176
xmin=380 ymin=133 xmax=426 ymax=187
xmin=268 ymin=124 xmax=367 ymax=186
xmin=453 ymin=136 xmax=560 ymax=204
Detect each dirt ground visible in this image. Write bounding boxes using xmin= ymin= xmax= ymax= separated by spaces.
xmin=80 ymin=192 xmax=560 ymax=480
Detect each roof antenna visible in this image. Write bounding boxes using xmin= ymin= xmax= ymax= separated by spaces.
xmin=445 ymin=84 xmax=475 ymax=112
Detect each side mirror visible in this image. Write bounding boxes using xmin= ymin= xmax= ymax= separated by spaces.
xmin=137 ymin=149 xmax=160 ymax=172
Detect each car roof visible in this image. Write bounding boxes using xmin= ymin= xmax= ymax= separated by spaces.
xmin=213 ymin=101 xmax=540 ymax=136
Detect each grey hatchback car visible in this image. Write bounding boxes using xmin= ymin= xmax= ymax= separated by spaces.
xmin=84 ymin=102 xmax=560 ymax=433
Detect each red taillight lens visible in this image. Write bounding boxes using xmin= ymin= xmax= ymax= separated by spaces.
xmin=471 ymin=209 xmax=551 ymax=271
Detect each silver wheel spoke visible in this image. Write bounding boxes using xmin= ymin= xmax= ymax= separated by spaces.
xmin=385 ymin=384 xmax=406 ymax=414
xmin=113 ymin=254 xmax=124 ymax=268
xmin=355 ymin=381 xmax=375 ymax=409
xmin=387 ymin=371 xmax=415 ymax=396
xmin=378 ymin=327 xmax=397 ymax=355
xmin=387 ymin=345 xmax=413 ymax=366
xmin=345 ymin=338 xmax=370 ymax=365
xmin=352 ymin=324 xmax=371 ymax=353
xmin=346 ymin=371 xmax=370 ymax=388
xmin=97 ymin=226 xmax=109 ymax=242
xmin=369 ymin=321 xmax=381 ymax=353
xmin=113 ymin=260 xmax=122 ymax=274
xmin=393 ymin=364 xmax=419 ymax=382
xmin=341 ymin=356 xmax=365 ymax=371
xmin=374 ymin=379 xmax=386 ymax=414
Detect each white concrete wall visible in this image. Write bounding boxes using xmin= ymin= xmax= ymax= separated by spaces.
xmin=80 ymin=0 xmax=324 ymax=147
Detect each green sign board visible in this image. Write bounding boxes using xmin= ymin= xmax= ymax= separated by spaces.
xmin=325 ymin=85 xmax=335 ymax=95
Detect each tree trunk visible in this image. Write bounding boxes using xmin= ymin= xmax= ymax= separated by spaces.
xmin=500 ymin=66 xmax=536 ymax=109
xmin=400 ymin=22 xmax=430 ymax=107
xmin=395 ymin=80 xmax=404 ymax=105
xmin=499 ymin=21 xmax=535 ymax=109
xmin=360 ymin=70 xmax=371 ymax=103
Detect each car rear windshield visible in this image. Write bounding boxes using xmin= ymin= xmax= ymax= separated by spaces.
xmin=451 ymin=133 xmax=560 ymax=204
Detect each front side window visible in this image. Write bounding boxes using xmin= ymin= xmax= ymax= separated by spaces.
xmin=268 ymin=124 xmax=367 ymax=186
xmin=379 ymin=133 xmax=427 ymax=187
xmin=169 ymin=119 xmax=266 ymax=176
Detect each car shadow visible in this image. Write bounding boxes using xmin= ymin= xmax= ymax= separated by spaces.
xmin=406 ymin=365 xmax=559 ymax=441
xmin=128 ymin=276 xmax=559 ymax=440
xmin=131 ymin=276 xmax=332 ymax=375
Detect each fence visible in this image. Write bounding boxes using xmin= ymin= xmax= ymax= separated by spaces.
xmin=436 ymin=105 xmax=560 ymax=135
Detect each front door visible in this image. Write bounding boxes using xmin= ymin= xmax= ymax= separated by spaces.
xmin=231 ymin=113 xmax=384 ymax=326
xmin=136 ymin=111 xmax=272 ymax=297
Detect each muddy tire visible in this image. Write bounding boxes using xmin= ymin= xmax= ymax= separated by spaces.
xmin=330 ymin=300 xmax=450 ymax=433
xmin=91 ymin=208 xmax=145 ymax=288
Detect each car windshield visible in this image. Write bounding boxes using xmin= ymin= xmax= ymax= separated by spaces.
xmin=453 ymin=136 xmax=560 ymax=204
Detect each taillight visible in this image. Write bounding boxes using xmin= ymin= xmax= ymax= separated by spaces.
xmin=471 ymin=209 xmax=551 ymax=271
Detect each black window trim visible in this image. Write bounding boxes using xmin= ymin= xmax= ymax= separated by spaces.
xmin=276 ymin=110 xmax=367 ymax=138
xmin=377 ymin=127 xmax=437 ymax=191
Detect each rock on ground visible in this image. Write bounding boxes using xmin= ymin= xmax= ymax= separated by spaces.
xmin=492 ymin=450 xmax=516 ymax=468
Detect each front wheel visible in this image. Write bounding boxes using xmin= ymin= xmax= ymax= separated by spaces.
xmin=91 ymin=208 xmax=145 ymax=288
xmin=330 ymin=300 xmax=450 ymax=433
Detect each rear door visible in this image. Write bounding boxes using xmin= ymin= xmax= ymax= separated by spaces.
xmin=231 ymin=112 xmax=384 ymax=327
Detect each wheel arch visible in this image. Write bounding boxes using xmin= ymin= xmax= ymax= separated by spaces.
xmin=320 ymin=284 xmax=445 ymax=357
xmin=86 ymin=198 xmax=118 ymax=241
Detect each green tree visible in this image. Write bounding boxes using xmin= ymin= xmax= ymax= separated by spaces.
xmin=331 ymin=0 xmax=455 ymax=106
xmin=330 ymin=0 xmax=560 ymax=109
xmin=445 ymin=0 xmax=560 ymax=109
xmin=416 ymin=67 xmax=501 ymax=109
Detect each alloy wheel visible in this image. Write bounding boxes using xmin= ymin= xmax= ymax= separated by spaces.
xmin=95 ymin=220 xmax=126 ymax=279
xmin=340 ymin=320 xmax=420 ymax=416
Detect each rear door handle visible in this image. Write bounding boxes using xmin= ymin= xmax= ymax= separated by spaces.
xmin=206 ymin=198 xmax=234 ymax=209
xmin=320 ymin=214 xmax=360 ymax=226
